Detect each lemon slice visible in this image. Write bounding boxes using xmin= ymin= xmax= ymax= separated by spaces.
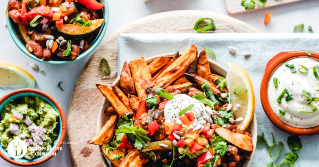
xmin=0 ymin=63 xmax=36 ymax=89
xmin=226 ymin=63 xmax=255 ymax=130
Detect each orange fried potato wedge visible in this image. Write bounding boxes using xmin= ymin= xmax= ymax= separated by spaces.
xmin=97 ymin=84 xmax=129 ymax=116
xmin=105 ymin=107 xmax=116 ymax=115
xmin=119 ymin=149 xmax=150 ymax=167
xmin=120 ymin=61 xmax=136 ymax=95
xmin=184 ymin=73 xmax=222 ymax=96
xmin=215 ymin=127 xmax=253 ymax=151
xmin=152 ymin=52 xmax=179 ymax=80
xmin=173 ymin=76 xmax=189 ymax=85
xmin=147 ymin=44 xmax=197 ymax=92
xmin=197 ymin=50 xmax=211 ymax=80
xmin=129 ymin=58 xmax=153 ymax=100
xmin=88 ymin=115 xmax=117 ymax=145
xmin=172 ymin=82 xmax=193 ymax=90
xmin=128 ymin=94 xmax=139 ymax=111
xmin=101 ymin=144 xmax=126 ymax=167
xmin=148 ymin=57 xmax=171 ymax=75
xmin=112 ymin=85 xmax=134 ymax=112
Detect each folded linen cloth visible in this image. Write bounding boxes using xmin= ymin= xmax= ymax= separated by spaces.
xmin=118 ymin=33 xmax=319 ymax=166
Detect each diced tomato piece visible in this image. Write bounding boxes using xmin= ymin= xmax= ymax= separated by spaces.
xmin=120 ymin=135 xmax=133 ymax=149
xmin=26 ymin=5 xmax=54 ymax=21
xmin=121 ymin=135 xmax=130 ymax=145
xmin=172 ymin=124 xmax=182 ymax=132
xmin=190 ymin=142 xmax=204 ymax=154
xmin=201 ymin=125 xmax=210 ymax=135
xmin=55 ymin=18 xmax=63 ymax=28
xmin=177 ymin=139 xmax=185 ymax=147
xmin=197 ymin=151 xmax=213 ymax=164
xmin=148 ymin=120 xmax=159 ymax=136
xmin=119 ymin=143 xmax=125 ymax=148
xmin=185 ymin=112 xmax=195 ymax=121
xmin=168 ymin=133 xmax=175 ymax=141
xmin=77 ymin=0 xmax=104 ymax=10
xmin=136 ymin=100 xmax=147 ymax=120
xmin=21 ymin=3 xmax=28 ymax=25
xmin=179 ymin=116 xmax=191 ymax=125
xmin=205 ymin=129 xmax=215 ymax=138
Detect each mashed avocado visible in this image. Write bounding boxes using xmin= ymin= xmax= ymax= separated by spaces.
xmin=0 ymin=96 xmax=59 ymax=160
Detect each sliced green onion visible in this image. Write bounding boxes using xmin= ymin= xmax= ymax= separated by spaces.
xmin=100 ymin=58 xmax=111 ymax=76
xmin=305 ymin=51 xmax=311 ymax=56
xmin=233 ymin=87 xmax=247 ymax=96
xmin=155 ymin=88 xmax=174 ymax=100
xmin=201 ymin=80 xmax=219 ymax=104
xmin=285 ymin=90 xmax=293 ymax=102
xmin=193 ymin=18 xmax=216 ymax=33
xmin=63 ymin=40 xmax=72 ymax=57
xmin=298 ymin=65 xmax=308 ymax=74
xmin=178 ymin=104 xmax=195 ymax=116
xmin=28 ymin=0 xmax=39 ymax=10
xmin=293 ymin=23 xmax=304 ymax=33
xmin=313 ymin=66 xmax=319 ymax=80
xmin=312 ymin=97 xmax=319 ymax=101
xmin=279 ymin=109 xmax=286 ymax=116
xmin=300 ymin=104 xmax=318 ymax=113
xmin=302 ymin=90 xmax=311 ymax=101
xmin=205 ymin=48 xmax=216 ymax=61
xmin=277 ymin=88 xmax=288 ymax=104
xmin=285 ymin=63 xmax=297 ymax=73
xmin=308 ymin=26 xmax=313 ymax=33
xmin=30 ymin=15 xmax=42 ymax=27
xmin=273 ymin=78 xmax=278 ymax=88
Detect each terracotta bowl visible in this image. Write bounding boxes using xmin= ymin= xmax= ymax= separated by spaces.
xmin=0 ymin=89 xmax=67 ymax=166
xmin=260 ymin=51 xmax=319 ymax=135
xmin=96 ymin=54 xmax=257 ymax=167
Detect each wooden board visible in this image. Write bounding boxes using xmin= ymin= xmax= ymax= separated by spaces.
xmin=225 ymin=0 xmax=305 ymax=14
xmin=67 ymin=10 xmax=259 ymax=167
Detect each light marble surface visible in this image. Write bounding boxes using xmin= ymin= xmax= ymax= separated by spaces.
xmin=1 ymin=0 xmax=319 ymax=166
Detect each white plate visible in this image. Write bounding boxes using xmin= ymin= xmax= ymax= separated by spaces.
xmin=97 ymin=54 xmax=257 ymax=167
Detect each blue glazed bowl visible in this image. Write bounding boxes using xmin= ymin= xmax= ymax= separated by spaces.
xmin=6 ymin=0 xmax=109 ymax=65
xmin=0 ymin=89 xmax=66 ymax=166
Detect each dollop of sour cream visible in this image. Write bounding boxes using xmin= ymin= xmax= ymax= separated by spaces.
xmin=164 ymin=94 xmax=205 ymax=125
xmin=268 ymin=57 xmax=319 ymax=128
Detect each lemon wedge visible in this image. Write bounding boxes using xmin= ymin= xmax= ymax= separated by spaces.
xmin=227 ymin=63 xmax=255 ymax=130
xmin=0 ymin=63 xmax=36 ymax=89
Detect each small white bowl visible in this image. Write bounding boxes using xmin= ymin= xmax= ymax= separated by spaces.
xmin=97 ymin=53 xmax=257 ymax=167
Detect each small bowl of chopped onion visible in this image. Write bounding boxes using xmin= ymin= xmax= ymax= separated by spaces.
xmin=0 ymin=88 xmax=66 ymax=165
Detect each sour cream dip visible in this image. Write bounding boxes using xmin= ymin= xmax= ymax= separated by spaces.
xmin=268 ymin=57 xmax=319 ymax=128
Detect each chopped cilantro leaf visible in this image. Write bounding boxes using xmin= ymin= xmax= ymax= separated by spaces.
xmin=241 ymin=0 xmax=256 ymax=10
xmin=111 ymin=153 xmax=123 ymax=160
xmin=215 ymin=77 xmax=227 ymax=92
xmin=146 ymin=95 xmax=157 ymax=108
xmin=287 ymin=136 xmax=302 ymax=152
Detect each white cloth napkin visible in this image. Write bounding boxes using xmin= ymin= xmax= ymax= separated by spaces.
xmin=118 ymin=33 xmax=319 ymax=166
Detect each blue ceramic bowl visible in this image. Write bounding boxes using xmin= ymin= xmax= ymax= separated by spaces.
xmin=0 ymin=89 xmax=66 ymax=165
xmin=6 ymin=0 xmax=109 ymax=65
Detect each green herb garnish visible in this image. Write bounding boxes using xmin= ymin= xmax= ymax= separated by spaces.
xmin=257 ymin=132 xmax=283 ymax=159
xmin=155 ymin=88 xmax=174 ymax=100
xmin=298 ymin=65 xmax=308 ymax=74
xmin=214 ymin=109 xmax=233 ymax=127
xmin=279 ymin=109 xmax=286 ymax=116
xmin=178 ymin=104 xmax=195 ymax=116
xmin=293 ymin=23 xmax=304 ymax=33
xmin=215 ymin=77 xmax=227 ymax=92
xmin=233 ymin=87 xmax=247 ymax=96
xmin=192 ymin=93 xmax=218 ymax=108
xmin=163 ymin=147 xmax=175 ymax=167
xmin=193 ymin=18 xmax=216 ymax=33
xmin=277 ymin=88 xmax=293 ymax=103
xmin=202 ymin=81 xmax=219 ymax=104
xmin=63 ymin=40 xmax=72 ymax=57
xmin=300 ymin=90 xmax=318 ymax=113
xmin=111 ymin=154 xmax=123 ymax=160
xmin=241 ymin=0 xmax=255 ymax=10
xmin=100 ymin=58 xmax=111 ymax=76
xmin=273 ymin=78 xmax=278 ymax=88
xmin=146 ymin=151 xmax=157 ymax=162
xmin=28 ymin=0 xmax=39 ymax=10
xmin=308 ymin=26 xmax=313 ymax=33
xmin=304 ymin=51 xmax=311 ymax=56
xmin=256 ymin=0 xmax=267 ymax=8
xmin=146 ymin=95 xmax=157 ymax=108
xmin=285 ymin=63 xmax=297 ymax=73
xmin=205 ymin=48 xmax=216 ymax=61
xmin=313 ymin=66 xmax=319 ymax=80
xmin=70 ymin=13 xmax=92 ymax=27
xmin=58 ymin=82 xmax=64 ymax=91
xmin=30 ymin=15 xmax=42 ymax=27
xmin=203 ymin=135 xmax=228 ymax=167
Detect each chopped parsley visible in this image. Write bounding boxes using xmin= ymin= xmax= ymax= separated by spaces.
xmin=203 ymin=135 xmax=228 ymax=167
xmin=215 ymin=77 xmax=227 ymax=92
xmin=214 ymin=109 xmax=233 ymax=127
xmin=146 ymin=95 xmax=157 ymax=108
xmin=241 ymin=0 xmax=255 ymax=10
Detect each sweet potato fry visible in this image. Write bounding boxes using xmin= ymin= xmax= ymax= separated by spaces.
xmin=128 ymin=94 xmax=139 ymax=111
xmin=111 ymin=85 xmax=134 ymax=112
xmin=197 ymin=50 xmax=211 ymax=80
xmin=119 ymin=149 xmax=149 ymax=167
xmin=184 ymin=73 xmax=222 ymax=96
xmin=88 ymin=115 xmax=117 ymax=145
xmin=101 ymin=144 xmax=126 ymax=167
xmin=129 ymin=58 xmax=153 ymax=100
xmin=97 ymin=84 xmax=129 ymax=115
xmin=173 ymin=76 xmax=188 ymax=85
xmin=120 ymin=61 xmax=136 ymax=95
xmin=105 ymin=107 xmax=116 ymax=115
xmin=148 ymin=57 xmax=171 ymax=75
xmin=172 ymin=82 xmax=193 ymax=90
xmin=152 ymin=52 xmax=179 ymax=80
xmin=147 ymin=45 xmax=197 ymax=92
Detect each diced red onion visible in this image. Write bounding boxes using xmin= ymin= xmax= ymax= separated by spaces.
xmin=11 ymin=109 xmax=23 ymax=120
xmin=40 ymin=17 xmax=48 ymax=24
xmin=42 ymin=23 xmax=49 ymax=31
xmin=51 ymin=7 xmax=60 ymax=12
xmin=25 ymin=139 xmax=31 ymax=147
xmin=9 ymin=123 xmax=19 ymax=135
xmin=79 ymin=40 xmax=84 ymax=50
xmin=32 ymin=132 xmax=42 ymax=143
xmin=37 ymin=126 xmax=46 ymax=134
xmin=25 ymin=116 xmax=32 ymax=126
xmin=29 ymin=124 xmax=37 ymax=133
xmin=61 ymin=2 xmax=70 ymax=7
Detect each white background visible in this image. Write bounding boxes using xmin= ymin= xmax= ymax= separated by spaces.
xmin=1 ymin=0 xmax=319 ymax=166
